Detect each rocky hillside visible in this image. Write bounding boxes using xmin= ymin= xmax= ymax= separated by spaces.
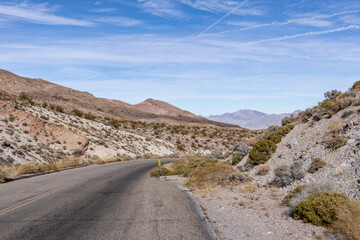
xmin=0 ymin=79 xmax=260 ymax=167
xmin=236 ymin=82 xmax=360 ymax=201
xmin=0 ymin=69 xmax=233 ymax=127
xmin=207 ymin=109 xmax=300 ymax=130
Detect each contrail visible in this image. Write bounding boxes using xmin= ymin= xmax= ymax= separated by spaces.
xmin=195 ymin=0 xmax=248 ymax=38
xmin=238 ymin=9 xmax=360 ymax=32
xmin=250 ymin=25 xmax=360 ymax=44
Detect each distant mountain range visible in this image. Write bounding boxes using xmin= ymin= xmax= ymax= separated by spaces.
xmin=206 ymin=109 xmax=301 ymax=130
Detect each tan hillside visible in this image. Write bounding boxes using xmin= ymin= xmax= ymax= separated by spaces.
xmin=0 ymin=69 xmax=260 ymax=168
xmin=0 ymin=69 xmax=234 ymax=127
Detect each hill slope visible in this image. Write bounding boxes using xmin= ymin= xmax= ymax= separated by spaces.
xmin=0 ymin=69 xmax=233 ymax=127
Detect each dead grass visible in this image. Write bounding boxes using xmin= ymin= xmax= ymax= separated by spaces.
xmin=0 ymin=156 xmax=133 ymax=182
xmin=186 ymin=162 xmax=236 ymax=189
xmin=331 ymin=200 xmax=360 ymax=240
xmin=257 ymin=165 xmax=270 ymax=176
xmin=240 ymin=182 xmax=257 ymax=193
xmin=323 ymin=121 xmax=347 ymax=150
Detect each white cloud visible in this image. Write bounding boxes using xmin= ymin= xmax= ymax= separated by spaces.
xmin=91 ymin=8 xmax=118 ymax=13
xmin=226 ymin=21 xmax=259 ymax=27
xmin=137 ymin=0 xmax=184 ymax=18
xmin=177 ymin=0 xmax=263 ymax=16
xmin=223 ymin=9 xmax=360 ymax=33
xmin=0 ymin=3 xmax=94 ymax=26
xmin=95 ymin=17 xmax=143 ymax=26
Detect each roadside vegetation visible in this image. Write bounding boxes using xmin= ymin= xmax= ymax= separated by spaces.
xmin=283 ymin=183 xmax=360 ymax=239
xmin=0 ymin=157 xmax=131 ymax=183
xmin=150 ymin=157 xmax=252 ymax=189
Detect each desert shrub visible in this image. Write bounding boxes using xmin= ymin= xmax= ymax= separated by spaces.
xmin=72 ymin=109 xmax=84 ymax=117
xmin=288 ymin=183 xmax=336 ymax=209
xmin=257 ymin=165 xmax=270 ymax=176
xmin=186 ymin=162 xmax=236 ymax=189
xmin=172 ymin=164 xmax=188 ymax=175
xmin=248 ymin=139 xmax=277 ymax=165
xmin=84 ymin=112 xmax=96 ymax=120
xmin=294 ymin=191 xmax=350 ymax=226
xmin=262 ymin=125 xmax=279 ymax=138
xmin=284 ymin=185 xmax=307 ymax=206
xmin=16 ymin=163 xmax=41 ymax=175
xmin=351 ymin=80 xmax=360 ymax=91
xmin=72 ymin=149 xmax=84 ymax=157
xmin=308 ymin=157 xmax=326 ymax=173
xmin=341 ymin=110 xmax=354 ymax=119
xmin=207 ymin=150 xmax=224 ymax=159
xmin=232 ymin=155 xmax=243 ymax=165
xmin=266 ymin=132 xmax=283 ymax=144
xmin=108 ymin=119 xmax=120 ymax=128
xmin=55 ymin=105 xmax=64 ymax=113
xmin=324 ymin=90 xmax=342 ymax=100
xmin=271 ymin=161 xmax=304 ymax=187
xmin=291 ymin=161 xmax=305 ymax=180
xmin=150 ymin=167 xmax=173 ymax=177
xmin=324 ymin=135 xmax=347 ymax=150
xmin=233 ymin=142 xmax=252 ymax=156
xmin=323 ymin=122 xmax=347 ymax=150
xmin=228 ymin=172 xmax=253 ymax=183
xmin=265 ymin=126 xmax=291 ymax=144
xmin=0 ymin=170 xmax=5 ymax=183
xmin=331 ymin=200 xmax=360 ymax=240
xmin=271 ymin=165 xmax=292 ymax=187
xmin=282 ymin=115 xmax=296 ymax=126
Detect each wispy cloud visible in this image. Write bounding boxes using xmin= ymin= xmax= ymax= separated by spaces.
xmin=252 ymin=25 xmax=360 ymax=43
xmin=91 ymin=8 xmax=118 ymax=13
xmin=137 ymin=0 xmax=184 ymax=18
xmin=0 ymin=2 xmax=94 ymax=26
xmin=196 ymin=1 xmax=248 ymax=38
xmin=95 ymin=17 xmax=143 ymax=26
xmin=236 ymin=9 xmax=360 ymax=31
xmin=177 ymin=0 xmax=263 ymax=16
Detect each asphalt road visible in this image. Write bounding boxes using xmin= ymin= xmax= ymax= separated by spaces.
xmin=0 ymin=159 xmax=214 ymax=240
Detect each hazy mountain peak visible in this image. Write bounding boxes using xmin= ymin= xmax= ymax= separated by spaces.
xmin=207 ymin=109 xmax=299 ymax=130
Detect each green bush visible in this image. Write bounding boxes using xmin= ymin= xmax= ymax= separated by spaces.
xmin=232 ymin=155 xmax=243 ymax=165
xmin=294 ymin=191 xmax=350 ymax=226
xmin=249 ymin=139 xmax=277 ymax=165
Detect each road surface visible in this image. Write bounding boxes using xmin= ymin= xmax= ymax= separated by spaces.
xmin=0 ymin=159 xmax=214 ymax=240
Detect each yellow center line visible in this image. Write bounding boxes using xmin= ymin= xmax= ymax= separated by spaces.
xmin=0 ymin=179 xmax=86 ymax=216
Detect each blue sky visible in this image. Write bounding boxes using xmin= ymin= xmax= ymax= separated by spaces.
xmin=1 ymin=0 xmax=360 ymax=115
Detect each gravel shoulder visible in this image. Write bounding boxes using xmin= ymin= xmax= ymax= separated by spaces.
xmin=163 ymin=176 xmax=327 ymax=240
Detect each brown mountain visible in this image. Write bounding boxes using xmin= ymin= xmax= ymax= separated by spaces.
xmin=0 ymin=69 xmax=235 ymax=127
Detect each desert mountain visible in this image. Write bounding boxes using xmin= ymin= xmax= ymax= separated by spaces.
xmin=207 ymin=109 xmax=300 ymax=130
xmin=0 ymin=69 xmax=260 ymax=167
xmin=0 ymin=69 xmax=233 ymax=127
